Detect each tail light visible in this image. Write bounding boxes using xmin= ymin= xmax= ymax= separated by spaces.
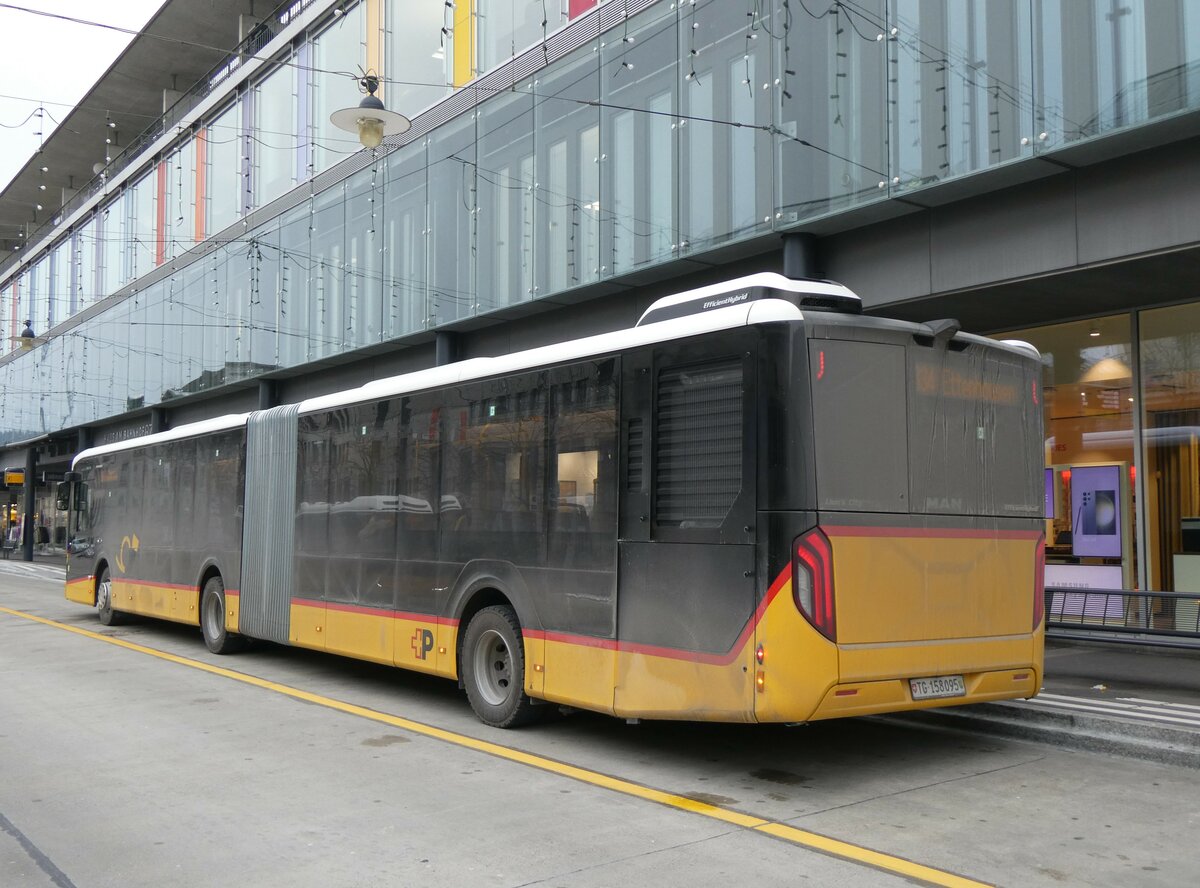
xmin=794 ymin=527 xmax=836 ymax=641
xmin=1033 ymin=534 xmax=1046 ymax=630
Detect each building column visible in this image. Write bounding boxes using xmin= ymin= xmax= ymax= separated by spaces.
xmin=436 ymin=331 xmax=460 ymax=366
xmin=258 ymin=379 xmax=278 ymax=410
xmin=22 ymin=447 xmax=35 ymax=562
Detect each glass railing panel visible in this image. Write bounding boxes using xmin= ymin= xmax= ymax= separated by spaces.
xmin=775 ymin=0 xmax=889 ymax=223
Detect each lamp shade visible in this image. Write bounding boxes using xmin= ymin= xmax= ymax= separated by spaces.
xmin=330 ymin=95 xmax=411 ymax=149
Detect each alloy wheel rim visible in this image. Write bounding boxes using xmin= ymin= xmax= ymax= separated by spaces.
xmin=203 ymin=590 xmax=221 ymax=640
xmin=472 ymin=628 xmax=512 ymax=706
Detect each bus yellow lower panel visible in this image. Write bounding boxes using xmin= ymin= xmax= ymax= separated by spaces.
xmin=326 ymin=606 xmax=395 ymax=666
xmin=289 ymin=600 xmax=326 ymax=649
xmin=225 ymin=591 xmax=240 ymax=634
xmin=111 ymin=579 xmax=199 ymax=626
xmin=287 ymin=602 xmax=458 ymax=679
xmin=392 ymin=615 xmax=456 ymax=679
xmin=523 ymin=634 xmax=545 ymax=697
xmin=437 ymin=623 xmax=459 ymax=681
xmin=65 ymin=576 xmax=94 ymax=606
xmin=614 ymin=650 xmax=754 ymax=722
xmin=542 ymin=638 xmax=616 ymax=715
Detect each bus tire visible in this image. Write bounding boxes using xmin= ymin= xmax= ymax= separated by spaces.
xmin=462 ymin=605 xmax=543 ymax=728
xmin=96 ymin=568 xmax=125 ymax=626
xmin=200 ymin=576 xmax=244 ymax=654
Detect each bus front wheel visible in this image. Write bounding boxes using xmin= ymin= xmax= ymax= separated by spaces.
xmin=96 ymin=568 xmax=124 ymax=626
xmin=200 ymin=576 xmax=244 ymax=654
xmin=462 ymin=605 xmax=543 ymax=728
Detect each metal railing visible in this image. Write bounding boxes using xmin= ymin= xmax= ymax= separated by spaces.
xmin=1045 ymin=586 xmax=1200 ymax=649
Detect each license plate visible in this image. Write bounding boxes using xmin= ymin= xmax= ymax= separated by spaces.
xmin=909 ymin=674 xmax=966 ymax=701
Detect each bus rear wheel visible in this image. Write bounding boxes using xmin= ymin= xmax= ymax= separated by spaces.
xmin=200 ymin=576 xmax=244 ymax=654
xmin=96 ymin=568 xmax=124 ymax=626
xmin=462 ymin=605 xmax=543 ymax=728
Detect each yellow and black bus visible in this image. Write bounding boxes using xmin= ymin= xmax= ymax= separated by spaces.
xmin=63 ymin=272 xmax=1045 ymax=728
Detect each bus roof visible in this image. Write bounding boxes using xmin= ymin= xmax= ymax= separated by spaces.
xmin=635 ymin=272 xmax=861 ymax=326
xmin=73 ymin=413 xmax=252 ymax=467
xmin=295 ymin=296 xmax=806 ymax=416
xmin=73 ymin=296 xmax=806 ymax=465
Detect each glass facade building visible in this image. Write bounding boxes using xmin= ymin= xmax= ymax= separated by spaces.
xmin=4 ymin=0 xmax=1200 ymax=585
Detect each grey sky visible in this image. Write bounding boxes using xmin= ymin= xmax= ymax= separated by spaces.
xmin=0 ymin=0 xmax=164 ymax=194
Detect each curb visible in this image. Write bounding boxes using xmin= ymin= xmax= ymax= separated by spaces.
xmin=878 ymin=700 xmax=1200 ymax=769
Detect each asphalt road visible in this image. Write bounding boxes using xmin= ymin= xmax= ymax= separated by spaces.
xmin=1 ymin=564 xmax=1196 ymax=888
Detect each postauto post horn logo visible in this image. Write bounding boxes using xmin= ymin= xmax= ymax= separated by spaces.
xmin=411 ymin=628 xmax=434 ymax=660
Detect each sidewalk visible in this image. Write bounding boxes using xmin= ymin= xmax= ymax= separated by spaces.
xmin=891 ymin=638 xmax=1200 ymax=768
xmin=1 ymin=549 xmax=67 ymax=568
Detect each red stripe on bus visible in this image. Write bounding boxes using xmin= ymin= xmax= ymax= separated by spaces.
xmin=324 ymin=601 xmax=395 ymax=619
xmin=111 ymin=578 xmax=201 ymax=593
xmin=620 ymin=638 xmax=740 ymax=666
xmin=822 ymin=525 xmax=1043 ymax=540
xmin=396 ymin=610 xmax=459 ymax=627
xmin=524 ymin=629 xmax=617 ymax=650
xmin=290 ymin=598 xmax=458 ymax=626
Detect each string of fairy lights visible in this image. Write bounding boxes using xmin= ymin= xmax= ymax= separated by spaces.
xmin=0 ymin=0 xmax=1109 ymax=439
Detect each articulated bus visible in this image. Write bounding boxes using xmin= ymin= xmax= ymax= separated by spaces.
xmin=62 ymin=273 xmax=1045 ymax=728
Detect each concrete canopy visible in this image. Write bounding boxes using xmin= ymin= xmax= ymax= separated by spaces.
xmin=0 ymin=0 xmax=253 ymax=258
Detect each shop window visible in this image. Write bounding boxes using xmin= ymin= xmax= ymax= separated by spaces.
xmin=995 ymin=316 xmax=1137 ymax=594
xmin=207 ymin=101 xmax=242 ymax=234
xmin=384 ymin=0 xmax=452 ymax=115
xmin=478 ymin=1 xmax=569 ymax=74
xmin=1140 ymin=305 xmax=1200 ymax=624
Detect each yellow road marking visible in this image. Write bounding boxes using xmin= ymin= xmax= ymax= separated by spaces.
xmin=0 ymin=605 xmax=990 ymax=888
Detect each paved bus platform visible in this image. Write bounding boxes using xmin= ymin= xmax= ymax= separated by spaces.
xmin=894 ymin=639 xmax=1200 ymax=768
xmin=1 ymin=549 xmax=67 ymax=566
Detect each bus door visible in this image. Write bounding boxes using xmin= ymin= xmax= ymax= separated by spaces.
xmin=290 ymin=412 xmax=329 ymax=649
xmin=539 ymin=360 xmax=620 ymax=713
xmin=615 ymin=339 xmax=758 ymax=721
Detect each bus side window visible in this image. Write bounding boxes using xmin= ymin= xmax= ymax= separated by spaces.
xmin=174 ymin=443 xmax=197 ymax=547
xmin=443 ymin=375 xmax=547 ymax=565
xmin=295 ymin=414 xmax=331 ymax=602
xmin=549 ymin=360 xmax=617 ymax=569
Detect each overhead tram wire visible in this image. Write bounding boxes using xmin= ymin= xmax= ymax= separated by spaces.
xmin=0 ymin=106 xmax=50 ymax=129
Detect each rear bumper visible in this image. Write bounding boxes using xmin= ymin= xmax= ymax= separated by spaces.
xmin=807 ymin=664 xmax=1040 ymax=721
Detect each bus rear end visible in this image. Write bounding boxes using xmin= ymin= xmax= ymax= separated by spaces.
xmin=755 ymin=319 xmax=1045 ymax=722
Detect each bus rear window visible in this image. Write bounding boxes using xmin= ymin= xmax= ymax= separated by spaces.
xmin=909 ymin=347 xmax=1042 ymax=517
xmin=809 ymin=338 xmax=1042 ymax=518
xmin=809 ymin=340 xmax=909 ymax=513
